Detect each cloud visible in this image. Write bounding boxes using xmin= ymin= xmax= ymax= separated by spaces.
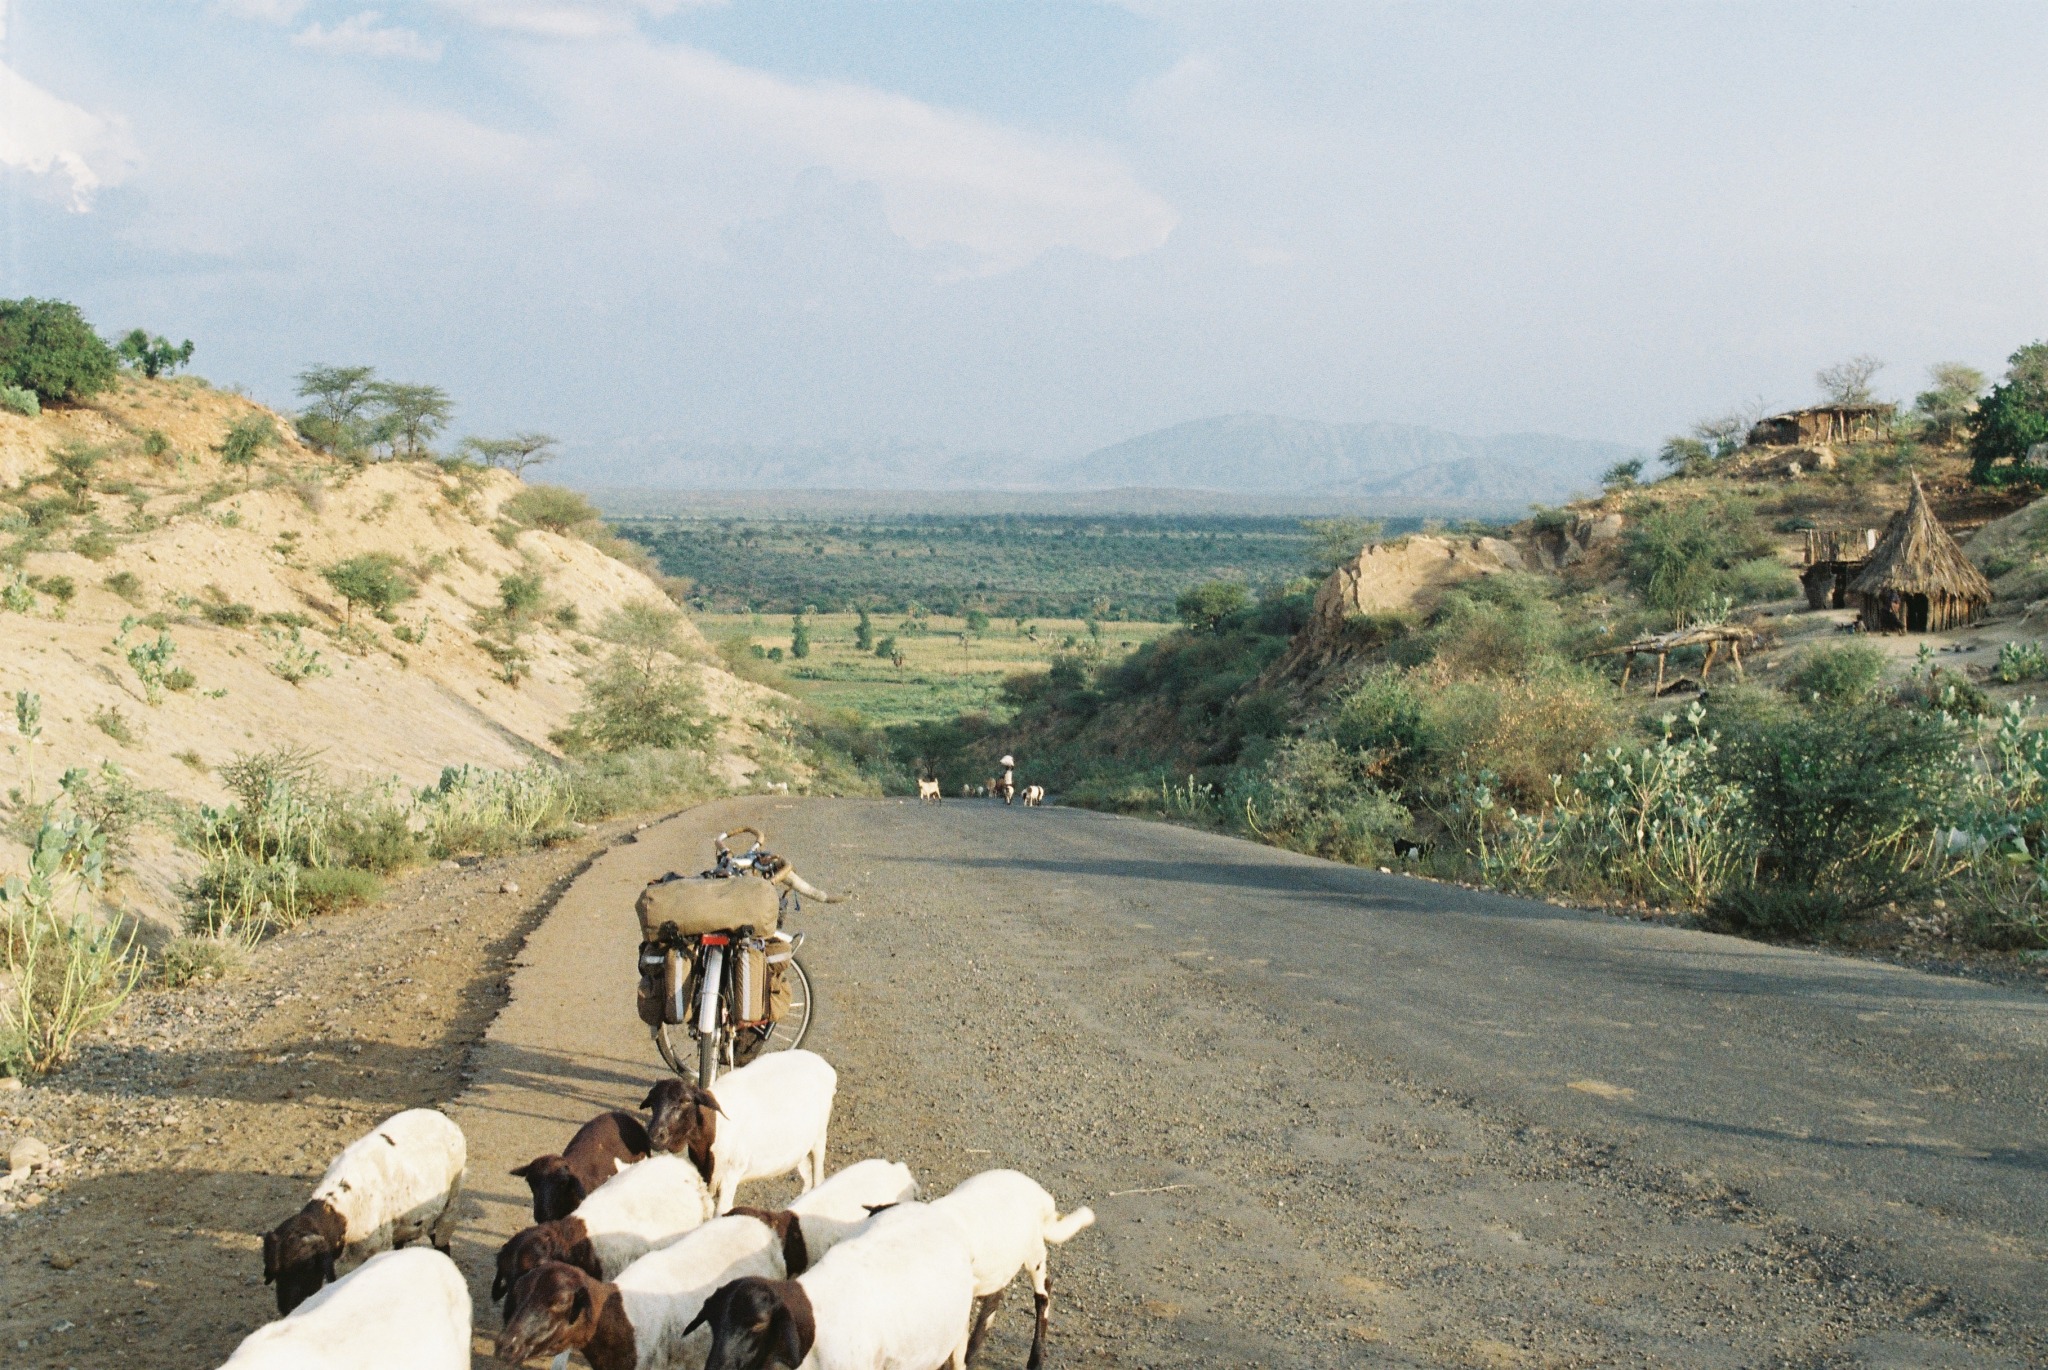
xmin=0 ymin=60 xmax=139 ymax=210
xmin=210 ymin=0 xmax=307 ymax=21
xmin=432 ymin=0 xmax=701 ymax=40
xmin=293 ymin=11 xmax=444 ymax=60
xmin=550 ymin=40 xmax=1177 ymax=273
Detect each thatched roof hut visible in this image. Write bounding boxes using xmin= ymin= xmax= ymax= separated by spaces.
xmin=1847 ymin=475 xmax=1990 ymax=633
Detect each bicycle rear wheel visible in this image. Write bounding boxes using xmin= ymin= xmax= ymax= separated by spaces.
xmin=652 ymin=957 xmax=813 ymax=1077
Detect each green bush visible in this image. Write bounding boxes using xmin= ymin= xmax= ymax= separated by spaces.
xmin=102 ymin=570 xmax=145 ymax=604
xmin=1786 ymin=644 xmax=1886 ymax=703
xmin=295 ymin=866 xmax=382 ymax=915
xmin=1995 ymin=641 xmax=2048 ymax=684
xmin=217 ymin=413 xmax=277 ymax=477
xmin=1969 ymin=342 xmax=2048 ymax=486
xmin=1723 ymin=556 xmax=1798 ymax=605
xmin=499 ymin=571 xmax=546 ymax=618
xmin=1231 ymin=739 xmax=1410 ymax=863
xmin=202 ymin=601 xmax=255 ymax=627
xmin=156 ymin=935 xmax=245 ymax=988
xmin=503 ymin=484 xmax=599 ymax=533
xmin=0 ymin=298 xmax=117 ymax=403
xmin=1415 ymin=575 xmax=1563 ymax=678
xmin=1619 ymin=499 xmax=1771 ymax=621
xmin=0 ymin=384 xmax=39 ymax=417
xmin=322 ymin=552 xmax=414 ymax=625
xmin=556 ymin=646 xmax=714 ymax=753
xmin=70 ymin=527 xmax=115 ymax=561
xmin=0 ymin=809 xmax=139 ymax=1079
xmin=1710 ymin=692 xmax=1966 ymax=922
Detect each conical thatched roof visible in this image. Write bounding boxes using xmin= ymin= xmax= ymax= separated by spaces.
xmin=1848 ymin=475 xmax=1992 ymax=602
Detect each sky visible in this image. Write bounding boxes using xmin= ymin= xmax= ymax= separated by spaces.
xmin=5 ymin=1 xmax=2048 ymax=479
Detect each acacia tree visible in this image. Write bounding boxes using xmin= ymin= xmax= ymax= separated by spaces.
xmin=321 ymin=553 xmax=414 ymax=626
xmin=295 ymin=364 xmax=379 ymax=457
xmin=115 ymin=330 xmax=194 ymax=379
xmin=1914 ymin=362 xmax=1988 ymax=445
xmin=366 ymin=382 xmax=452 ymax=460
xmin=462 ymin=432 xmax=559 ymax=476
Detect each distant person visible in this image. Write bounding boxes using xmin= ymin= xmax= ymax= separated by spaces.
xmin=999 ymin=753 xmax=1016 ymax=804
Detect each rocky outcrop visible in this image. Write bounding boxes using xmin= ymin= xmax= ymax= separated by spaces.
xmin=1521 ymin=512 xmax=1625 ymax=570
xmin=1273 ymin=535 xmax=1525 ymax=678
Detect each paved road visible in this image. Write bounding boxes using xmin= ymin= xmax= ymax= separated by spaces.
xmin=453 ymin=797 xmax=2046 ymax=1368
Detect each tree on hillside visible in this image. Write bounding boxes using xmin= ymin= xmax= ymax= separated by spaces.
xmin=1816 ymin=355 xmax=1884 ymax=405
xmin=1657 ymin=436 xmax=1715 ymax=477
xmin=295 ymin=364 xmax=379 ymax=458
xmin=0 ymin=298 xmax=117 ymax=403
xmin=1602 ymin=458 xmax=1644 ymax=490
xmin=217 ymin=414 xmax=277 ymax=483
xmin=1969 ymin=342 xmax=2048 ymax=486
xmin=854 ymin=606 xmax=873 ymax=651
xmin=1175 ymin=580 xmax=1250 ymax=633
xmin=462 ymin=432 xmax=560 ymax=476
xmin=115 ymin=329 xmax=194 ymax=379
xmin=1303 ymin=517 xmax=1384 ymax=574
xmin=366 ymin=382 xmax=452 ymax=460
xmin=321 ymin=552 xmax=414 ymax=626
xmin=1913 ymin=362 xmax=1988 ymax=445
xmin=790 ymin=610 xmax=812 ymax=659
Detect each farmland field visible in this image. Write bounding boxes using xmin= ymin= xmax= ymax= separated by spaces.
xmin=695 ymin=609 xmax=1178 ymax=725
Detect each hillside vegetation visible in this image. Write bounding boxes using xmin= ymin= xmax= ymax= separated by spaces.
xmin=893 ymin=351 xmax=2048 ymax=964
xmin=0 ymin=343 xmax=805 ymax=1078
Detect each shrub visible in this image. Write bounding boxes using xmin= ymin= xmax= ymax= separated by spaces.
xmin=321 ymin=552 xmax=414 ymax=626
xmin=202 ymin=600 xmax=255 ymax=627
xmin=0 ymin=810 xmax=139 ymax=1079
xmin=499 ymin=571 xmax=545 ymax=618
xmin=29 ymin=574 xmax=73 ymax=603
xmin=90 ymin=705 xmax=138 ymax=746
xmin=1416 ymin=575 xmax=1563 ymax=678
xmin=1231 ymin=739 xmax=1410 ymax=864
xmin=0 ymin=384 xmax=38 ymax=417
xmin=70 ymin=527 xmax=116 ymax=561
xmin=1710 ymin=692 xmax=1966 ymax=923
xmin=1619 ymin=499 xmax=1771 ymax=621
xmin=116 ymin=619 xmax=181 ymax=705
xmin=102 ymin=570 xmax=144 ymax=605
xmin=503 ymin=485 xmax=599 ymax=533
xmin=0 ymin=298 xmax=117 ymax=403
xmin=296 ymin=865 xmax=382 ymax=915
xmin=417 ymin=763 xmax=573 ymax=857
xmin=1995 ymin=641 xmax=2048 ymax=684
xmin=559 ymin=647 xmax=713 ymax=754
xmin=264 ymin=626 xmax=330 ymax=683
xmin=1723 ymin=556 xmax=1797 ymax=605
xmin=156 ymin=934 xmax=244 ymax=988
xmin=216 ymin=413 xmax=277 ymax=478
xmin=1787 ymin=644 xmax=1886 ymax=703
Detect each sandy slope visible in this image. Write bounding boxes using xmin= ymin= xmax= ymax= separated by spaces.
xmin=0 ymin=375 xmax=782 ymax=928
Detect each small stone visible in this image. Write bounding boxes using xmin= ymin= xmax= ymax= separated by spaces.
xmin=8 ymin=1136 xmax=51 ymax=1175
xmin=45 ymin=1252 xmax=76 ymax=1270
xmin=499 ymin=880 xmax=519 ymax=895
xmin=0 ymin=1076 xmax=21 ymax=1092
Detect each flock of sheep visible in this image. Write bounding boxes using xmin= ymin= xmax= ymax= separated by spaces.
xmin=227 ymin=1048 xmax=1094 ymax=1369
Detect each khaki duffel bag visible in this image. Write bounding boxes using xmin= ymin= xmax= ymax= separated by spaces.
xmin=636 ymin=873 xmax=780 ymax=941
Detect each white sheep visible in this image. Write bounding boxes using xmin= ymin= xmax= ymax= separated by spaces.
xmin=643 ymin=1049 xmax=836 ymax=1214
xmin=930 ymin=1170 xmax=1095 ymax=1369
xmin=730 ymin=1157 xmax=919 ymax=1273
xmin=496 ymin=1213 xmax=790 ymax=1370
xmin=687 ymin=1201 xmax=976 ymax=1370
xmin=261 ymin=1107 xmax=466 ymax=1314
xmin=492 ymin=1152 xmax=715 ymax=1314
xmin=1021 ymin=785 xmax=1046 ymax=807
xmin=223 ymin=1246 xmax=469 ymax=1369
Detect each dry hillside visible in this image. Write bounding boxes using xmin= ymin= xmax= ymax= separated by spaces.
xmin=0 ymin=375 xmax=783 ymax=930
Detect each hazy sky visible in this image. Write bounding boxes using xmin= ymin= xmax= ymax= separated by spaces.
xmin=6 ymin=1 xmax=2048 ymax=474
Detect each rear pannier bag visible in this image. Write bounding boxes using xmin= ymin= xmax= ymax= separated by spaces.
xmin=637 ymin=873 xmax=779 ymax=941
xmin=731 ymin=934 xmax=771 ymax=1027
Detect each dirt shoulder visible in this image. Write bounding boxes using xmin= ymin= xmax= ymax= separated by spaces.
xmin=0 ymin=817 xmax=649 ymax=1370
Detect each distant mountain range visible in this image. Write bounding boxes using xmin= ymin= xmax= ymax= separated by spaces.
xmin=1042 ymin=414 xmax=1635 ymax=507
xmin=567 ymin=413 xmax=1638 ymax=512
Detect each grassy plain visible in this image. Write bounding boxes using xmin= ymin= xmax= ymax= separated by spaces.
xmin=695 ymin=610 xmax=1177 ymax=725
xmin=621 ymin=513 xmax=1368 ymax=619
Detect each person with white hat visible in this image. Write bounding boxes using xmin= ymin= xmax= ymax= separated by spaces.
xmin=998 ymin=754 xmax=1016 ymax=805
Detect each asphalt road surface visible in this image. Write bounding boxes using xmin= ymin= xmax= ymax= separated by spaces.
xmin=453 ymin=797 xmax=2046 ymax=1368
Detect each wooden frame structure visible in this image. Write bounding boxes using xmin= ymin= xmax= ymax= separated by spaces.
xmin=1591 ymin=625 xmax=1755 ymax=694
